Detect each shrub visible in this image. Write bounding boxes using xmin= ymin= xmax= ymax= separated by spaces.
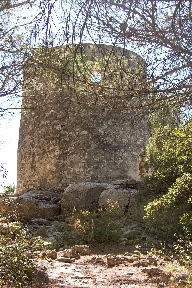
xmin=174 ymin=212 xmax=192 ymax=265
xmin=141 ymin=120 xmax=192 ymax=244
xmin=69 ymin=200 xmax=122 ymax=244
xmin=2 ymin=183 xmax=16 ymax=195
xmin=144 ymin=173 xmax=192 ymax=241
xmin=0 ymin=191 xmax=49 ymax=287
xmin=0 ymin=222 xmax=48 ymax=287
xmin=141 ymin=122 xmax=192 ymax=197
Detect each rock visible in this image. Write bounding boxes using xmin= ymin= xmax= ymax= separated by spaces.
xmin=149 ymin=271 xmax=171 ymax=284
xmin=133 ymin=250 xmax=141 ymax=255
xmin=34 ymin=268 xmax=49 ymax=284
xmin=124 ymin=190 xmax=147 ymax=221
xmin=57 ymin=246 xmax=89 ymax=259
xmin=57 ymin=257 xmax=75 ymax=263
xmin=40 ymin=250 xmax=57 ymax=260
xmin=159 ymin=271 xmax=171 ymax=284
xmin=46 ymin=250 xmax=57 ymax=260
xmin=0 ymin=196 xmax=18 ymax=215
xmin=123 ymin=255 xmax=139 ymax=263
xmin=99 ymin=187 xmax=146 ymax=220
xmin=133 ymin=259 xmax=149 ymax=267
xmin=99 ymin=188 xmax=133 ymax=216
xmin=112 ymin=177 xmax=140 ymax=189
xmin=178 ymin=279 xmax=187 ymax=286
xmin=95 ymin=257 xmax=106 ymax=265
xmin=57 ymin=249 xmax=74 ymax=258
xmin=0 ymin=222 xmax=20 ymax=235
xmin=35 ymin=227 xmax=49 ymax=238
xmin=107 ymin=255 xmax=122 ymax=267
xmin=31 ymin=218 xmax=49 ymax=225
xmin=142 ymin=267 xmax=164 ymax=276
xmin=89 ymin=256 xmax=106 ymax=265
xmin=71 ymin=245 xmax=90 ymax=256
xmin=147 ymin=256 xmax=158 ymax=266
xmin=60 ymin=182 xmax=114 ymax=215
xmin=124 ymin=252 xmax=133 ymax=256
xmin=16 ymin=190 xmax=61 ymax=220
xmin=123 ymin=229 xmax=141 ymax=239
xmin=171 ymin=273 xmax=188 ymax=282
xmin=107 ymin=254 xmax=137 ymax=267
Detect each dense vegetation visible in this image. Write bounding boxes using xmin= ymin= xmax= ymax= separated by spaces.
xmin=141 ymin=118 xmax=192 ymax=260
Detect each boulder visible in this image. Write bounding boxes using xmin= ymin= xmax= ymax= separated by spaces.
xmin=98 ymin=188 xmax=134 ymax=216
xmin=0 ymin=196 xmax=18 ymax=215
xmin=123 ymin=229 xmax=141 ymax=239
xmin=60 ymin=182 xmax=116 ymax=215
xmin=71 ymin=245 xmax=90 ymax=256
xmin=16 ymin=190 xmax=61 ymax=220
xmin=34 ymin=268 xmax=49 ymax=285
xmin=112 ymin=177 xmax=140 ymax=189
xmin=124 ymin=189 xmax=147 ymax=221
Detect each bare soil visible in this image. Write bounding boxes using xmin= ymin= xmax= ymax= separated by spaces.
xmin=32 ymin=244 xmax=191 ymax=288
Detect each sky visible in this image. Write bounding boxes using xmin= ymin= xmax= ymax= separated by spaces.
xmin=0 ymin=109 xmax=21 ymax=191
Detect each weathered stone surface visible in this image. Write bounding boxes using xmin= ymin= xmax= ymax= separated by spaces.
xmin=0 ymin=222 xmax=20 ymax=235
xmin=57 ymin=257 xmax=75 ymax=263
xmin=147 ymin=256 xmax=158 ymax=266
xmin=60 ymin=182 xmax=114 ymax=215
xmin=41 ymin=250 xmax=57 ymax=260
xmin=142 ymin=267 xmax=164 ymax=276
xmin=122 ymin=255 xmax=139 ymax=263
xmin=107 ymin=255 xmax=122 ymax=267
xmin=34 ymin=268 xmax=49 ymax=285
xmin=133 ymin=259 xmax=150 ymax=267
xmin=0 ymin=196 xmax=17 ymax=215
xmin=112 ymin=177 xmax=140 ymax=189
xmin=71 ymin=245 xmax=90 ymax=256
xmin=35 ymin=226 xmax=49 ymax=238
xmin=31 ymin=218 xmax=50 ymax=225
xmin=124 ymin=190 xmax=149 ymax=222
xmin=123 ymin=229 xmax=141 ymax=239
xmin=16 ymin=190 xmax=61 ymax=220
xmin=98 ymin=188 xmax=134 ymax=216
xmin=171 ymin=273 xmax=188 ymax=282
xmin=57 ymin=249 xmax=74 ymax=258
xmin=17 ymin=44 xmax=150 ymax=194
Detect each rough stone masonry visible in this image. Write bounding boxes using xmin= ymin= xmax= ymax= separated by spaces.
xmin=17 ymin=44 xmax=151 ymax=194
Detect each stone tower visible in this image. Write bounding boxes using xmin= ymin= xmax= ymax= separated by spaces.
xmin=17 ymin=44 xmax=150 ymax=194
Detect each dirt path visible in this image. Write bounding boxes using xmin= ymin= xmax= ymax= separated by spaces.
xmin=34 ymin=245 xmax=186 ymax=288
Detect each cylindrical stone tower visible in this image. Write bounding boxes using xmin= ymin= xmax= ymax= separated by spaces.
xmin=17 ymin=44 xmax=150 ymax=194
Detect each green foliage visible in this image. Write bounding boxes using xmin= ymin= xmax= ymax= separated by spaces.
xmin=141 ymin=120 xmax=192 ymax=243
xmin=2 ymin=183 xmax=16 ymax=195
xmin=0 ymin=194 xmax=49 ymax=287
xmin=174 ymin=212 xmax=192 ymax=265
xmin=0 ymin=222 xmax=48 ymax=287
xmin=141 ymin=121 xmax=192 ymax=196
xmin=144 ymin=173 xmax=192 ymax=240
xmin=69 ymin=200 xmax=122 ymax=244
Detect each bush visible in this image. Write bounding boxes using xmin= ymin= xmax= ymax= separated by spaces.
xmin=141 ymin=120 xmax=192 ymax=243
xmin=174 ymin=212 xmax=192 ymax=265
xmin=69 ymin=200 xmax=122 ymax=244
xmin=2 ymin=183 xmax=16 ymax=195
xmin=0 ymin=222 xmax=48 ymax=287
xmin=141 ymin=122 xmax=192 ymax=197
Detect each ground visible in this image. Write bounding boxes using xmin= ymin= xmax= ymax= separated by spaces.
xmin=31 ymin=244 xmax=191 ymax=288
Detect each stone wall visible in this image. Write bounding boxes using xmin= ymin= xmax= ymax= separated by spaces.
xmin=17 ymin=44 xmax=151 ymax=194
